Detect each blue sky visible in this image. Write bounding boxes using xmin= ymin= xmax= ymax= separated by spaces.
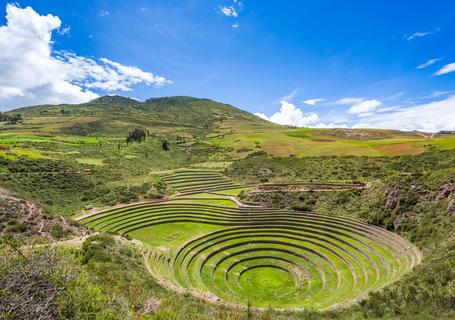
xmin=0 ymin=0 xmax=455 ymax=131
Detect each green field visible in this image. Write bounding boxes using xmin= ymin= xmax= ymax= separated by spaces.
xmin=160 ymin=169 xmax=245 ymax=194
xmin=80 ymin=196 xmax=421 ymax=310
xmin=2 ymin=96 xmax=455 ymax=166
xmin=2 ymin=95 xmax=455 ymax=319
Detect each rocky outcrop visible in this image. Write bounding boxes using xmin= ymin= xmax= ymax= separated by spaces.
xmin=393 ymin=211 xmax=418 ymax=230
xmin=138 ymin=297 xmax=161 ymax=316
xmin=448 ymin=198 xmax=455 ymax=215
xmin=436 ymin=183 xmax=455 ymax=200
xmin=385 ymin=189 xmax=399 ymax=209
xmin=0 ymin=188 xmax=88 ymax=240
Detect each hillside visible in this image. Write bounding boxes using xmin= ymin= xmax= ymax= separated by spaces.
xmin=0 ymin=95 xmax=454 ymax=216
xmin=6 ymin=95 xmax=270 ymax=137
xmin=3 ymin=95 xmax=455 ymax=160
xmin=1 ymin=96 xmax=455 ymax=319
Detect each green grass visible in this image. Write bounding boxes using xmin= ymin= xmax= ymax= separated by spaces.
xmin=129 ymin=222 xmax=222 ymax=254
xmin=2 ymin=95 xmax=455 ymax=319
xmin=166 ymin=198 xmax=239 ymax=207
xmin=211 ymin=187 xmax=253 ymax=196
xmin=161 ymin=169 xmax=245 ymax=194
xmin=206 ymin=127 xmax=435 ymax=158
xmin=75 ymin=157 xmax=105 ymax=166
xmin=80 ymin=198 xmax=420 ymax=310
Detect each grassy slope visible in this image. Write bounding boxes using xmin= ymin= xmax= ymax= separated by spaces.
xmin=1 ymin=95 xmax=454 ymax=215
xmin=3 ymin=95 xmax=455 ymax=162
xmin=229 ymin=151 xmax=455 ymax=319
xmin=1 ymin=96 xmax=455 ymax=319
xmin=80 ymin=197 xmax=419 ymax=310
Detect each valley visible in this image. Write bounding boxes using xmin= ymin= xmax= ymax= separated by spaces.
xmin=1 ymin=96 xmax=455 ymax=319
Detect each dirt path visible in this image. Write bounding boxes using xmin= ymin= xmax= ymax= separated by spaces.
xmin=24 ymin=233 xmax=97 ymax=250
xmin=74 ymin=198 xmax=171 ymax=221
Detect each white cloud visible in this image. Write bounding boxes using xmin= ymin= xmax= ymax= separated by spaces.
xmin=417 ymin=57 xmax=442 ymax=69
xmin=386 ymin=92 xmax=404 ymax=100
xmin=376 ymin=106 xmax=397 ymax=113
xmin=351 ymin=95 xmax=455 ymax=132
xmin=303 ymin=98 xmax=325 ymax=106
xmin=336 ymin=97 xmax=364 ymax=105
xmin=57 ymin=25 xmax=70 ymax=36
xmin=313 ymin=122 xmax=349 ymax=129
xmin=0 ymin=4 xmax=170 ymax=110
xmin=348 ymin=99 xmax=382 ymax=114
xmin=406 ymin=31 xmax=429 ymax=40
xmin=406 ymin=28 xmax=441 ymax=41
xmin=435 ymin=62 xmax=455 ymax=76
xmin=0 ymin=86 xmax=25 ymax=99
xmin=100 ymin=57 xmax=171 ymax=88
xmin=219 ymin=6 xmax=238 ymax=17
xmin=54 ymin=52 xmax=171 ymax=92
xmin=255 ymin=101 xmax=320 ymax=127
xmin=281 ymin=89 xmax=300 ymax=101
xmin=99 ymin=10 xmax=110 ymax=17
xmin=429 ymin=90 xmax=455 ymax=97
xmin=232 ymin=22 xmax=239 ymax=28
xmin=336 ymin=97 xmax=382 ymax=115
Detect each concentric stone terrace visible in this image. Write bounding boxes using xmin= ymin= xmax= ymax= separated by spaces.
xmin=80 ymin=199 xmax=421 ymax=310
xmin=160 ymin=169 xmax=242 ymax=193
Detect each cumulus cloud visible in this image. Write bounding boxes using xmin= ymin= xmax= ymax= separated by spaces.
xmin=259 ymin=94 xmax=455 ymax=132
xmin=435 ymin=62 xmax=455 ymax=76
xmin=232 ymin=22 xmax=239 ymax=28
xmin=303 ymin=98 xmax=325 ymax=106
xmin=0 ymin=4 xmax=170 ymax=110
xmin=351 ymin=95 xmax=455 ymax=132
xmin=99 ymin=10 xmax=110 ymax=17
xmin=255 ymin=101 xmax=320 ymax=127
xmin=417 ymin=57 xmax=442 ymax=69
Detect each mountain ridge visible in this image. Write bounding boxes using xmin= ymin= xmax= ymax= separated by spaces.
xmin=3 ymin=95 xmax=273 ymax=137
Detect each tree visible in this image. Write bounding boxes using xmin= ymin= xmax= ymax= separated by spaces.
xmin=162 ymin=139 xmax=170 ymax=151
xmin=7 ymin=114 xmax=22 ymax=124
xmin=126 ymin=128 xmax=146 ymax=144
xmin=0 ymin=113 xmax=22 ymax=124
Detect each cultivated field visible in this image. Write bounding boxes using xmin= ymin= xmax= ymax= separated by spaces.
xmin=160 ymin=169 xmax=248 ymax=194
xmin=80 ymin=172 xmax=421 ymax=310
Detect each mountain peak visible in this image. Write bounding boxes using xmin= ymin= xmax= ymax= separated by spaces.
xmin=88 ymin=95 xmax=141 ymax=105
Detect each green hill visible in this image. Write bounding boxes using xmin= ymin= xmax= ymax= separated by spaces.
xmin=3 ymin=95 xmax=455 ymax=160
xmin=6 ymin=95 xmax=270 ymax=137
xmin=1 ymin=95 xmax=455 ymax=319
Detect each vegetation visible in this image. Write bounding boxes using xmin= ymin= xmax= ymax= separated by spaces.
xmin=160 ymin=169 xmax=244 ymax=193
xmin=232 ymin=151 xmax=455 ymax=319
xmin=0 ymin=112 xmax=22 ymax=124
xmin=126 ymin=128 xmax=148 ymax=144
xmin=1 ymin=95 xmax=455 ymax=319
xmin=80 ymin=197 xmax=420 ymax=310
